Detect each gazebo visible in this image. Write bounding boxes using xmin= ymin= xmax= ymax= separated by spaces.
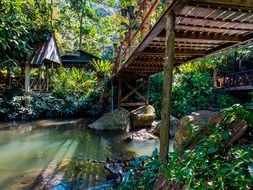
xmin=0 ymin=34 xmax=62 ymax=93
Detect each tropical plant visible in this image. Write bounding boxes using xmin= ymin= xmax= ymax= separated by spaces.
xmin=52 ymin=66 xmax=95 ymax=98
xmin=91 ymin=59 xmax=113 ymax=78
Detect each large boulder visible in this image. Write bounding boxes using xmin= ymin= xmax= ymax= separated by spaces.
xmin=174 ymin=110 xmax=222 ymax=149
xmin=131 ymin=105 xmax=156 ymax=129
xmin=150 ymin=116 xmax=179 ymax=138
xmin=88 ymin=108 xmax=130 ymax=131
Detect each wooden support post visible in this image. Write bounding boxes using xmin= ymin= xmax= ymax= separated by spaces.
xmin=46 ymin=64 xmax=49 ymax=92
xmin=6 ymin=69 xmax=11 ymax=89
xmin=118 ymin=79 xmax=122 ymax=108
xmin=213 ymin=67 xmax=218 ymax=88
xmin=233 ymin=50 xmax=238 ymax=87
xmin=111 ymin=79 xmax=114 ymax=112
xmin=24 ymin=64 xmax=30 ymax=93
xmin=39 ymin=68 xmax=42 ymax=91
xmin=159 ymin=12 xmax=175 ymax=164
xmin=146 ymin=77 xmax=150 ymax=103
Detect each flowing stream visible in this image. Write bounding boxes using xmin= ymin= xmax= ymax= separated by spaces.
xmin=0 ymin=119 xmax=159 ymax=189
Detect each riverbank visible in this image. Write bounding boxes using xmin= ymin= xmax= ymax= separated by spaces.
xmin=0 ymin=118 xmax=159 ymax=190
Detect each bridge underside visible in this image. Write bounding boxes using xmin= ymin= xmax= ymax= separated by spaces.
xmin=117 ymin=0 xmax=253 ymax=79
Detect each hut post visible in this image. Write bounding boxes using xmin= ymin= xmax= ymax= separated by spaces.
xmin=46 ymin=64 xmax=49 ymax=92
xmin=159 ymin=11 xmax=175 ymax=164
xmin=6 ymin=69 xmax=12 ymax=89
xmin=213 ymin=67 xmax=218 ymax=88
xmin=24 ymin=63 xmax=31 ymax=93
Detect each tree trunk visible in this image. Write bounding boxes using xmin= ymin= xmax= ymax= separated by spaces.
xmin=159 ymin=12 xmax=175 ymax=164
xmin=79 ymin=10 xmax=84 ymax=50
xmin=51 ymin=0 xmax=53 ymax=26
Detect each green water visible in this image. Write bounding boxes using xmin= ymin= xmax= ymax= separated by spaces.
xmin=0 ymin=119 xmax=159 ymax=190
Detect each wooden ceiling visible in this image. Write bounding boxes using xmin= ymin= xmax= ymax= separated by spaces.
xmin=118 ymin=0 xmax=253 ymax=78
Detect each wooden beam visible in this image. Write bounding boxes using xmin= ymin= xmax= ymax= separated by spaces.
xmin=176 ymin=14 xmax=253 ymax=26
xmin=122 ymin=80 xmax=146 ymax=102
xmin=189 ymin=0 xmax=253 ymax=11
xmin=121 ymin=82 xmax=144 ymax=102
xmin=142 ymin=49 xmax=207 ymax=55
xmin=177 ymin=32 xmax=243 ymax=42
xmin=158 ymin=30 xmax=244 ymax=42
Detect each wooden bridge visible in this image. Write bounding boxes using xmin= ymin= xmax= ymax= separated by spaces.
xmin=114 ymin=0 xmax=253 ymax=108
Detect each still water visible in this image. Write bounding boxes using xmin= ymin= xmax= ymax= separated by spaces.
xmin=0 ymin=119 xmax=159 ymax=190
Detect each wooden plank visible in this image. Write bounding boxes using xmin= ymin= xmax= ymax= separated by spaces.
xmin=190 ymin=0 xmax=253 ymax=10
xmin=176 ymin=32 xmax=243 ymax=42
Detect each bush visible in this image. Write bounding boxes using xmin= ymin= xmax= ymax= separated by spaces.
xmin=149 ymin=71 xmax=213 ymax=119
xmin=216 ymin=93 xmax=237 ymax=109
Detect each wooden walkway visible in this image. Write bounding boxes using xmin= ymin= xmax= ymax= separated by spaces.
xmin=115 ymin=0 xmax=253 ymax=79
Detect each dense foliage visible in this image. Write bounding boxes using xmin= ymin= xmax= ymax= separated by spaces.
xmin=0 ymin=0 xmax=52 ymax=70
xmin=149 ymin=60 xmax=238 ymax=119
xmin=0 ymin=65 xmax=113 ymax=121
xmin=166 ymin=104 xmax=253 ymax=190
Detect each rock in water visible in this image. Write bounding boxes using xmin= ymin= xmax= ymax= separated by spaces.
xmin=131 ymin=105 xmax=156 ymax=129
xmin=88 ymin=108 xmax=130 ymax=131
xmin=124 ymin=129 xmax=159 ymax=142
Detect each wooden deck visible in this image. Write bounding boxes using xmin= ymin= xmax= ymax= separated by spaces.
xmin=115 ymin=0 xmax=253 ymax=79
xmin=216 ymin=69 xmax=253 ymax=91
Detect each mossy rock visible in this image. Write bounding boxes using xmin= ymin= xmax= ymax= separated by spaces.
xmin=88 ymin=108 xmax=130 ymax=131
xmin=131 ymin=105 xmax=156 ymax=129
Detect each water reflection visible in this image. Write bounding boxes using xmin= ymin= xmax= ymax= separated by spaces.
xmin=0 ymin=119 xmax=159 ymax=189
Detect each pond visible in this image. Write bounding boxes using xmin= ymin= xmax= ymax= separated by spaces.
xmin=0 ymin=119 xmax=159 ymax=190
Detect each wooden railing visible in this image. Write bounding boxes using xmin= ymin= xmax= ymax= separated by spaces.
xmin=217 ymin=69 xmax=253 ymax=89
xmin=115 ymin=0 xmax=161 ymax=73
xmin=30 ymin=76 xmax=49 ymax=92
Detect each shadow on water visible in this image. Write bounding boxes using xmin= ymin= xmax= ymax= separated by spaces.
xmin=0 ymin=119 xmax=159 ymax=189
